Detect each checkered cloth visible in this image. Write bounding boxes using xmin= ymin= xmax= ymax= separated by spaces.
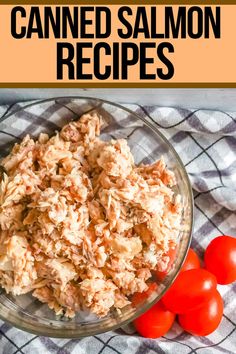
xmin=0 ymin=99 xmax=235 ymax=354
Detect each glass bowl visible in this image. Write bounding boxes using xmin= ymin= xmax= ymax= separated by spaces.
xmin=0 ymin=97 xmax=193 ymax=337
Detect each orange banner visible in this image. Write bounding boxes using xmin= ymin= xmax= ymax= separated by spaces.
xmin=0 ymin=4 xmax=235 ymax=85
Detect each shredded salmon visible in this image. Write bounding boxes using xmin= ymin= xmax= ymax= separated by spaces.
xmin=0 ymin=113 xmax=182 ymax=317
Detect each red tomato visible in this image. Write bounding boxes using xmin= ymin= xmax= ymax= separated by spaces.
xmin=156 ymin=246 xmax=177 ymax=280
xmin=204 ymin=235 xmax=236 ymax=285
xmin=162 ymin=269 xmax=217 ymax=314
xmin=134 ymin=301 xmax=175 ymax=338
xmin=132 ymin=283 xmax=158 ymax=307
xmin=181 ymin=248 xmax=201 ymax=272
xmin=178 ymin=289 xmax=223 ymax=336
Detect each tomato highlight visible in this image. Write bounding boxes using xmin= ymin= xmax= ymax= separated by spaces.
xmin=162 ymin=269 xmax=217 ymax=314
xmin=178 ymin=290 xmax=223 ymax=336
xmin=133 ymin=301 xmax=175 ymax=338
xmin=204 ymin=235 xmax=236 ymax=285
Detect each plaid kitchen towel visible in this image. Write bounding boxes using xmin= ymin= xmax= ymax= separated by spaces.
xmin=0 ymin=98 xmax=235 ymax=354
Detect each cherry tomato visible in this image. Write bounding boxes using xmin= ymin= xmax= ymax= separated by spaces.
xmin=181 ymin=248 xmax=201 ymax=272
xmin=178 ymin=290 xmax=223 ymax=336
xmin=134 ymin=301 xmax=175 ymax=338
xmin=132 ymin=283 xmax=158 ymax=307
xmin=204 ymin=235 xmax=236 ymax=285
xmin=156 ymin=246 xmax=177 ymax=280
xmin=162 ymin=269 xmax=217 ymax=314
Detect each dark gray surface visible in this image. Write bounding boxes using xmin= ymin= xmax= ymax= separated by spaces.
xmin=1 ymin=89 xmax=236 ymax=111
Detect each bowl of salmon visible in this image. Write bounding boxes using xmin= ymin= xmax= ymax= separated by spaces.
xmin=0 ymin=97 xmax=193 ymax=337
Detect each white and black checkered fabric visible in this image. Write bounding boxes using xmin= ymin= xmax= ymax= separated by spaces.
xmin=0 ymin=99 xmax=235 ymax=354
